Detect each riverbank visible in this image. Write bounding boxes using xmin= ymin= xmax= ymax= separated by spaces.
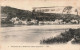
xmin=40 ymin=28 xmax=80 ymax=44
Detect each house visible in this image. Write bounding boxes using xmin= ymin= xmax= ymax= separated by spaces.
xmin=21 ymin=20 xmax=27 ymax=25
xmin=10 ymin=17 xmax=20 ymax=24
xmin=53 ymin=19 xmax=63 ymax=24
xmin=71 ymin=19 xmax=78 ymax=24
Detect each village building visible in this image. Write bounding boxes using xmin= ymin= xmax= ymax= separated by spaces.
xmin=21 ymin=20 xmax=27 ymax=25
xmin=71 ymin=19 xmax=78 ymax=24
xmin=10 ymin=17 xmax=21 ymax=24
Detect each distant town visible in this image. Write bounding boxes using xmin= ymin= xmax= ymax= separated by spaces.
xmin=1 ymin=6 xmax=80 ymax=26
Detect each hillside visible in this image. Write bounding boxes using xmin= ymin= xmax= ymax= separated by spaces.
xmin=1 ymin=6 xmax=80 ymax=22
xmin=1 ymin=6 xmax=32 ymax=20
xmin=34 ymin=12 xmax=80 ymax=21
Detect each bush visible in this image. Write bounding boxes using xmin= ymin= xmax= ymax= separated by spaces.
xmin=40 ymin=28 xmax=80 ymax=44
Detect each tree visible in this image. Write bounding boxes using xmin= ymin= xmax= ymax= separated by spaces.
xmin=75 ymin=9 xmax=78 ymax=16
xmin=62 ymin=6 xmax=72 ymax=14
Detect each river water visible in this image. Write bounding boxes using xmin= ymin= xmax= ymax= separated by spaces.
xmin=0 ymin=25 xmax=80 ymax=50
xmin=1 ymin=25 xmax=80 ymax=43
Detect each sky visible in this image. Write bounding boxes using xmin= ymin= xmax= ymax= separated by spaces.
xmin=0 ymin=0 xmax=80 ymax=11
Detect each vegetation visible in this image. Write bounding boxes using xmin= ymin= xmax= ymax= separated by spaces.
xmin=33 ymin=12 xmax=80 ymax=23
xmin=40 ymin=28 xmax=80 ymax=44
xmin=1 ymin=6 xmax=80 ymax=25
xmin=1 ymin=6 xmax=32 ymax=21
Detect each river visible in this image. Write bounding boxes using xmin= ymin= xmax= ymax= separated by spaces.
xmin=1 ymin=25 xmax=80 ymax=43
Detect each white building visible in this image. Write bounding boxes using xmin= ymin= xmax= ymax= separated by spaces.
xmin=21 ymin=20 xmax=27 ymax=25
xmin=71 ymin=19 xmax=78 ymax=24
xmin=10 ymin=17 xmax=20 ymax=24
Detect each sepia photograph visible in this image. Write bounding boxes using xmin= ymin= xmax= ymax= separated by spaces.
xmin=0 ymin=0 xmax=80 ymax=50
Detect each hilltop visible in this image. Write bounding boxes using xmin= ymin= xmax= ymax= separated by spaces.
xmin=1 ymin=6 xmax=32 ymax=20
